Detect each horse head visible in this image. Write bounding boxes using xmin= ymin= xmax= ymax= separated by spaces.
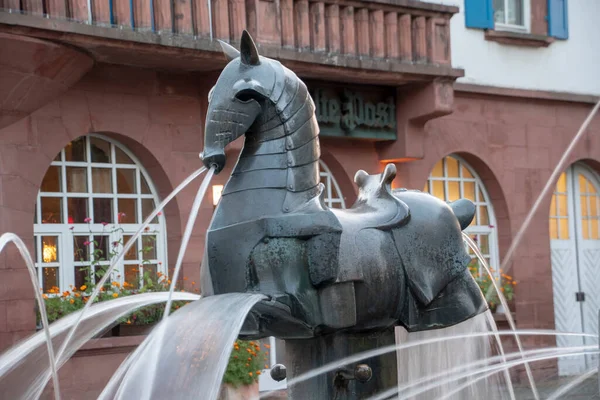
xmin=201 ymin=30 xmax=281 ymax=174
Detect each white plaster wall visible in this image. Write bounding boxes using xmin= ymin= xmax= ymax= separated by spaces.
xmin=424 ymin=0 xmax=600 ymax=96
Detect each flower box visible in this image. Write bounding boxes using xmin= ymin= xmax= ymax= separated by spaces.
xmin=218 ymin=382 xmax=259 ymax=400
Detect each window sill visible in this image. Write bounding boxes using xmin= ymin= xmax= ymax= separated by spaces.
xmin=485 ymin=30 xmax=554 ymax=48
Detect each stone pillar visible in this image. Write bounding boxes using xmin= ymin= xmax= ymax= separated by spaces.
xmin=285 ymin=328 xmax=397 ymax=399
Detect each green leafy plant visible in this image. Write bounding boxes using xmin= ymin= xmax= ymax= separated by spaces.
xmin=468 ymin=260 xmax=516 ymax=309
xmin=222 ymin=340 xmax=269 ymax=387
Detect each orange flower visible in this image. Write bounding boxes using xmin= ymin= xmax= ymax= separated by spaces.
xmin=75 ymin=293 xmax=81 ymax=298
xmin=245 ymin=363 xmax=249 ymax=367
xmin=42 ymin=294 xmax=48 ymax=299
xmin=184 ymin=277 xmax=188 ymax=281
xmin=69 ymin=299 xmax=75 ymax=304
xmin=256 ymin=371 xmax=261 ymax=375
xmin=248 ymin=372 xmax=253 ymax=377
xmin=264 ymin=364 xmax=269 ymax=369
xmin=247 ymin=357 xmax=252 ymax=361
xmin=112 ymin=293 xmax=119 ymax=298
xmin=263 ymin=344 xmax=271 ymax=349
xmin=126 ymin=320 xmax=131 ymax=325
xmin=80 ymin=285 xmax=87 ymax=291
xmin=192 ymin=281 xmax=196 ymax=286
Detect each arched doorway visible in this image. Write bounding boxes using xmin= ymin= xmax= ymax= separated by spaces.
xmin=550 ymin=163 xmax=600 ymax=375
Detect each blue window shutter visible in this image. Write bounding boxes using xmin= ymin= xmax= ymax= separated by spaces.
xmin=548 ymin=0 xmax=569 ymax=39
xmin=464 ymin=0 xmax=494 ymax=29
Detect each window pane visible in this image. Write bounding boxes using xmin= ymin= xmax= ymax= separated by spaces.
xmin=66 ymin=167 xmax=88 ymax=193
xmin=493 ymin=0 xmax=505 ymax=23
xmin=67 ymin=198 xmax=88 ymax=224
xmin=118 ymin=199 xmax=137 ymax=223
xmin=41 ymin=197 xmax=62 ymax=224
xmin=41 ymin=166 xmax=61 ymax=192
xmin=64 ymin=137 xmax=86 ymax=162
xmin=448 ymin=181 xmax=460 ymax=202
xmin=479 ymin=205 xmax=489 ymax=225
xmin=90 ymin=137 xmax=111 ymax=163
xmin=144 ymin=264 xmax=158 ymax=281
xmin=117 ymin=169 xmax=136 ymax=194
xmin=549 ymin=219 xmax=558 ymax=240
xmin=141 ymin=235 xmax=157 ymax=260
xmin=142 ymin=199 xmax=158 ymax=224
xmin=94 ymin=235 xmax=110 ymax=261
xmin=115 ymin=146 xmax=134 ymax=164
xmin=591 ymin=219 xmax=599 ymax=240
xmin=432 ymin=181 xmax=444 ymax=200
xmin=54 ymin=152 xmax=62 ymax=162
xmin=125 ymin=265 xmax=139 ymax=289
xmin=123 ymin=235 xmax=138 ymax=260
xmin=41 ymin=236 xmax=59 ymax=263
xmin=506 ymin=0 xmax=523 ymax=25
xmin=140 ymin=174 xmax=151 ymax=194
xmin=582 ymin=219 xmax=589 ymax=240
xmin=557 ymin=173 xmax=567 ymax=193
xmin=431 ymin=160 xmax=443 ymax=178
xmin=75 ymin=267 xmax=89 ymax=289
xmin=579 ymin=174 xmax=588 ymax=194
xmin=591 ymin=197 xmax=598 ymax=217
xmin=92 ymin=168 xmax=112 ymax=193
xmin=462 ymin=166 xmax=473 ymax=179
xmin=463 ymin=181 xmax=475 ymax=201
xmin=580 ymin=195 xmax=588 ymax=217
xmin=446 ymin=157 xmax=459 ymax=178
xmin=559 ymin=219 xmax=569 ymax=240
xmin=549 ymin=195 xmax=557 ymax=217
xmin=42 ymin=268 xmax=59 ymax=293
xmin=558 ymin=194 xmax=568 ymax=217
xmin=93 ymin=198 xmax=113 ymax=224
xmin=73 ymin=236 xmax=90 ymax=262
xmin=479 ymin=235 xmax=489 ymax=254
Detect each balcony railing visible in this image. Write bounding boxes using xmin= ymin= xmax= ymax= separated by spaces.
xmin=0 ymin=0 xmax=456 ymax=66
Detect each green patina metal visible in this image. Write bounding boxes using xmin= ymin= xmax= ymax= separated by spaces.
xmin=309 ymin=86 xmax=397 ymax=141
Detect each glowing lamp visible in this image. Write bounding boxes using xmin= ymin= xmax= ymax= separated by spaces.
xmin=212 ymin=185 xmax=224 ymax=207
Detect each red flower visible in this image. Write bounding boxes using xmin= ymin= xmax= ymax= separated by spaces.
xmin=83 ymin=241 xmax=91 ymax=246
xmin=84 ymin=217 xmax=92 ymax=223
xmin=101 ymin=222 xmax=108 ymax=226
xmin=157 ymin=211 xmax=163 ymax=216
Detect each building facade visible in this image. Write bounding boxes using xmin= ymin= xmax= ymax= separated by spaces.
xmin=0 ymin=0 xmax=599 ymax=397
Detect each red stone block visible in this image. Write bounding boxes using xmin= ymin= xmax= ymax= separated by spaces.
xmin=45 ymin=0 xmax=68 ymax=18
xmin=325 ymin=5 xmax=340 ymax=54
xmin=0 ymin=268 xmax=36 ymax=300
xmin=309 ymin=2 xmax=326 ymax=52
xmin=0 ymin=302 xmax=7 ymax=332
xmin=153 ymin=0 xmax=173 ymax=33
xmin=21 ymin=0 xmax=43 ymax=14
xmin=68 ymin=0 xmax=90 ymax=22
xmin=212 ymin=0 xmax=230 ymax=40
xmin=281 ymin=0 xmax=295 ymax=48
xmin=86 ymin=92 xmax=126 ymax=133
xmin=384 ymin=12 xmax=398 ymax=59
xmin=229 ymin=0 xmax=247 ymax=39
xmin=1 ymin=1 xmax=21 ymax=11
xmin=256 ymin=0 xmax=282 ymax=46
xmin=92 ymin=0 xmax=111 ymax=26
xmin=398 ymin=14 xmax=412 ymax=62
xmin=113 ymin=0 xmax=132 ymax=28
xmin=193 ymin=0 xmax=211 ymax=37
xmin=427 ymin=17 xmax=451 ymax=65
xmin=132 ymin=0 xmax=152 ymax=31
xmin=369 ymin=10 xmax=384 ymax=58
xmin=173 ymin=0 xmax=194 ymax=34
xmin=340 ymin=6 xmax=355 ymax=56
xmin=294 ymin=0 xmax=310 ymax=49
xmin=2 ymin=176 xmax=37 ymax=212
xmin=355 ymin=8 xmax=369 ymax=57
xmin=412 ymin=16 xmax=426 ymax=63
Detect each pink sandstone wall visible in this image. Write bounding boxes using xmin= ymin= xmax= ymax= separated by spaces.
xmin=1 ymin=61 xmax=599 ymax=387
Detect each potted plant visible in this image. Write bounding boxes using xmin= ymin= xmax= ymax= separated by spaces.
xmin=468 ymin=262 xmax=516 ymax=313
xmin=219 ymin=340 xmax=270 ymax=400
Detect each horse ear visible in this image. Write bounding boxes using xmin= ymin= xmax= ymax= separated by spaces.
xmin=449 ymin=199 xmax=476 ymax=231
xmin=240 ymin=30 xmax=260 ymax=65
xmin=218 ymin=40 xmax=240 ymax=62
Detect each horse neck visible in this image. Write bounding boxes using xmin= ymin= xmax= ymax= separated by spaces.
xmin=211 ymin=113 xmax=321 ymax=229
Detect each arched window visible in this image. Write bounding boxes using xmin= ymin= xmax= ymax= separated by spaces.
xmin=319 ymin=161 xmax=346 ymax=209
xmin=34 ymin=135 xmax=167 ymax=293
xmin=423 ymin=156 xmax=499 ymax=272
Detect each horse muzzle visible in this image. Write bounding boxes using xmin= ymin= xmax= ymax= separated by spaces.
xmin=201 ymin=151 xmax=227 ymax=174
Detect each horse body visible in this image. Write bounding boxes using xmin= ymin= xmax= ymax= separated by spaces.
xmin=201 ymin=31 xmax=486 ymax=339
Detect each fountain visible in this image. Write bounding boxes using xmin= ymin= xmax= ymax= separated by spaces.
xmin=0 ymin=28 xmax=598 ymax=400
xmin=199 ymin=30 xmax=489 ymax=399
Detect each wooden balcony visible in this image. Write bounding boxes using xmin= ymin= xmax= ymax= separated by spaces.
xmin=0 ymin=0 xmax=463 ymax=84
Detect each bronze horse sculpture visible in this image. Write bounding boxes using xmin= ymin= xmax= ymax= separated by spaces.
xmin=200 ymin=31 xmax=487 ymax=343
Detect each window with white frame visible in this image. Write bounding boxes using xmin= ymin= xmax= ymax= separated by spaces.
xmin=34 ymin=135 xmax=167 ymax=293
xmin=493 ymin=0 xmax=527 ymax=31
xmin=423 ymin=156 xmax=500 ymax=274
xmin=319 ymin=161 xmax=346 ymax=209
